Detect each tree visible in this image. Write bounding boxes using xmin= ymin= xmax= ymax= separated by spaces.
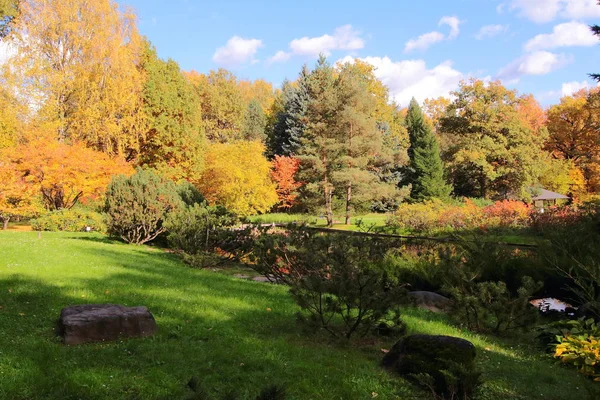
xmin=269 ymin=66 xmax=311 ymax=156
xmin=516 ymin=94 xmax=547 ymax=136
xmin=546 ymin=88 xmax=600 ymax=192
xmin=405 ymin=98 xmax=452 ymax=202
xmin=241 ymin=99 xmax=267 ymax=141
xmin=105 ymin=168 xmax=183 ymax=244
xmin=196 ymin=141 xmax=278 ymax=216
xmin=0 ymin=0 xmax=18 ymax=37
xmin=0 ymin=85 xmax=22 ymax=149
xmin=439 ymin=79 xmax=546 ymax=200
xmin=591 ymin=1 xmax=600 ymax=82
xmin=238 ymin=79 xmax=275 ymax=114
xmin=297 ymin=56 xmax=341 ymax=226
xmin=138 ymin=41 xmax=205 ymax=182
xmin=0 ymin=155 xmax=42 ymax=229
xmin=4 ymin=0 xmax=145 ymax=156
xmin=334 ymin=62 xmax=393 ymax=224
xmin=2 ymin=138 xmax=133 ymax=211
xmin=186 ymin=69 xmax=245 ymax=143
xmin=271 ymin=155 xmax=302 ymax=211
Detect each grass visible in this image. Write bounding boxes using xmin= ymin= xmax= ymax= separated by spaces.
xmin=0 ymin=232 xmax=596 ymax=399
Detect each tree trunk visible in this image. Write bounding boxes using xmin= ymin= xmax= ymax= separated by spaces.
xmin=324 ymin=185 xmax=333 ymax=227
xmin=345 ymin=184 xmax=352 ymax=225
xmin=2 ymin=217 xmax=9 ymax=230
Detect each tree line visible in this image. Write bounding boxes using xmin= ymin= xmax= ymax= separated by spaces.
xmin=0 ymin=0 xmax=599 ymax=228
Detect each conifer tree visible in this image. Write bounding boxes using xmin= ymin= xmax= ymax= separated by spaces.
xmin=406 ymin=98 xmax=451 ymax=202
xmin=242 ymin=99 xmax=267 ymax=141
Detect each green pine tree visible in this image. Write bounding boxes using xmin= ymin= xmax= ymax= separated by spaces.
xmin=406 ymin=98 xmax=452 ymax=202
xmin=242 ymin=99 xmax=267 ymax=141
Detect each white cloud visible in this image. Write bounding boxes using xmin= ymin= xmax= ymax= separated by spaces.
xmin=404 ymin=31 xmax=445 ymax=53
xmin=440 ymin=16 xmax=462 ymax=39
xmin=497 ymin=51 xmax=572 ymax=82
xmin=339 ymin=56 xmax=464 ymax=106
xmin=561 ymin=80 xmax=598 ymax=96
xmin=288 ymin=25 xmax=364 ymax=57
xmin=267 ymin=50 xmax=291 ymax=64
xmin=503 ymin=0 xmax=600 ymax=23
xmin=404 ymin=16 xmax=463 ymax=52
xmin=476 ymin=24 xmax=508 ymax=40
xmin=212 ymin=36 xmax=263 ymax=66
xmin=524 ymin=21 xmax=598 ymax=51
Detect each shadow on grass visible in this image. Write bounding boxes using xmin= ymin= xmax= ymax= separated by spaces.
xmin=1 ymin=239 xmax=597 ymax=400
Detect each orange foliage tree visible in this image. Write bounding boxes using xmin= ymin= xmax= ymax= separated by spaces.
xmin=1 ymin=139 xmax=133 ymax=211
xmin=271 ymin=155 xmax=302 ymax=210
xmin=0 ymin=158 xmax=43 ymax=229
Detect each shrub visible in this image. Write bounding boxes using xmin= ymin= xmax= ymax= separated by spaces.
xmin=412 ymin=360 xmax=482 ymax=400
xmin=247 ymin=227 xmax=408 ymax=339
xmin=540 ymin=208 xmax=600 ymax=318
xmin=104 ymin=168 xmax=183 ymax=244
xmin=31 ymin=208 xmax=106 ymax=232
xmin=555 ymin=334 xmax=600 ymax=381
xmin=164 ymin=202 xmax=238 ymax=264
xmin=482 ymin=200 xmax=531 ymax=228
xmin=537 ymin=318 xmax=600 ymax=351
xmin=435 ymin=240 xmax=542 ymax=333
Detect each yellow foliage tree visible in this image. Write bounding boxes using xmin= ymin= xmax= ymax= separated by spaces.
xmin=4 ymin=0 xmax=145 ymax=156
xmin=0 ymin=158 xmax=43 ymax=229
xmin=197 ymin=141 xmax=278 ymax=216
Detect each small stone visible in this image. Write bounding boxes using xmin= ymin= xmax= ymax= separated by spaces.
xmin=408 ymin=291 xmax=453 ymax=313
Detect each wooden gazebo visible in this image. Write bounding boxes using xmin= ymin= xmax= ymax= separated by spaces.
xmin=531 ymin=189 xmax=569 ymax=211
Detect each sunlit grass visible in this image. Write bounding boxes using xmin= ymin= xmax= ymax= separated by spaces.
xmin=0 ymin=232 xmax=594 ymax=399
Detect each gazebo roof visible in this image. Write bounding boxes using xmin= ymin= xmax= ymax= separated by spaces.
xmin=531 ymin=189 xmax=569 ymax=201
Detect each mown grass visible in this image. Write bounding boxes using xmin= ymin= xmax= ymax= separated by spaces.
xmin=0 ymin=232 xmax=596 ymax=399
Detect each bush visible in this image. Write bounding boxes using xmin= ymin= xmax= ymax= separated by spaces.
xmin=247 ymin=227 xmax=408 ymax=339
xmin=555 ymin=334 xmax=600 ymax=381
xmin=104 ymin=168 xmax=183 ymax=244
xmin=31 ymin=208 xmax=106 ymax=232
xmin=164 ymin=202 xmax=238 ymax=266
xmin=412 ymin=360 xmax=482 ymax=400
xmin=434 ymin=241 xmax=542 ymax=333
xmin=537 ymin=318 xmax=600 ymax=351
xmin=387 ymin=198 xmax=532 ymax=234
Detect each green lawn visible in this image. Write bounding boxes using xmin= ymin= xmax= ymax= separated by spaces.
xmin=0 ymin=232 xmax=595 ymax=399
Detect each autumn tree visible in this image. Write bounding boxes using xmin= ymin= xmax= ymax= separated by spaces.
xmin=138 ymin=41 xmax=205 ymax=182
xmin=3 ymin=138 xmax=133 ymax=211
xmin=271 ymin=155 xmax=302 ymax=211
xmin=516 ymin=94 xmax=547 ymax=136
xmin=0 ymin=0 xmax=18 ymax=37
xmin=242 ymin=99 xmax=267 ymax=141
xmin=187 ymin=69 xmax=245 ymax=143
xmin=4 ymin=0 xmax=145 ymax=156
xmin=405 ymin=98 xmax=451 ymax=202
xmin=0 ymin=85 xmax=22 ymax=149
xmin=0 ymin=154 xmax=42 ymax=229
xmin=546 ymin=88 xmax=600 ymax=192
xmin=196 ymin=141 xmax=278 ymax=216
xmin=439 ymin=79 xmax=546 ymax=200
xmin=238 ymin=79 xmax=275 ymax=114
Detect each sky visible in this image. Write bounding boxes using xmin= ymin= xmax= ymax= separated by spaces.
xmin=18 ymin=0 xmax=600 ymax=106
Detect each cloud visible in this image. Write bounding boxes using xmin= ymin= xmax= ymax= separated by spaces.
xmin=524 ymin=21 xmax=598 ymax=51
xmin=212 ymin=36 xmax=263 ymax=66
xmin=503 ymin=0 xmax=600 ymax=23
xmin=475 ymin=24 xmax=509 ymax=40
xmin=561 ymin=80 xmax=598 ymax=96
xmin=267 ymin=50 xmax=291 ymax=64
xmin=339 ymin=55 xmax=463 ymax=106
xmin=440 ymin=16 xmax=462 ymax=39
xmin=404 ymin=16 xmax=463 ymax=52
xmin=404 ymin=32 xmax=445 ymax=53
xmin=288 ymin=25 xmax=364 ymax=57
xmin=497 ymin=51 xmax=572 ymax=82
xmin=268 ymin=25 xmax=364 ymax=63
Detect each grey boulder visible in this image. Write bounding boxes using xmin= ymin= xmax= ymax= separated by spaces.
xmin=58 ymin=304 xmax=157 ymax=345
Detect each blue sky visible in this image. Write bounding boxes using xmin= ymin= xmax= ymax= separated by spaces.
xmin=121 ymin=0 xmax=600 ymax=106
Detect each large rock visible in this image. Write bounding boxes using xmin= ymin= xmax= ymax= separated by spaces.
xmin=382 ymin=334 xmax=476 ymax=373
xmin=58 ymin=304 xmax=157 ymax=345
xmin=382 ymin=335 xmax=479 ymax=398
xmin=408 ymin=291 xmax=453 ymax=313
